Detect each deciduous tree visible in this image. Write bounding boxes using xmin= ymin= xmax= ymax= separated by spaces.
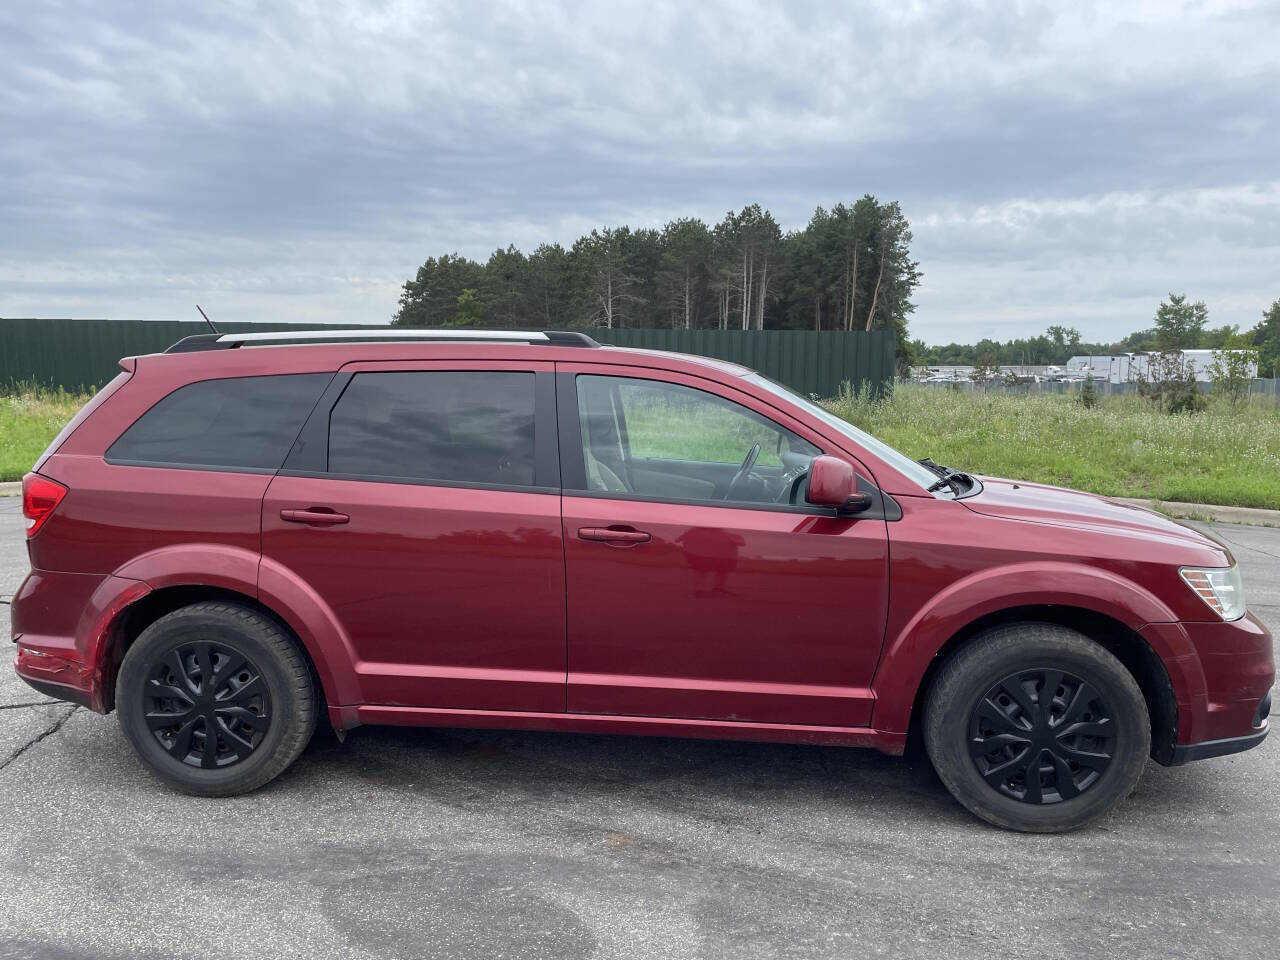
xmin=1207 ymin=330 xmax=1259 ymax=410
xmin=1153 ymin=293 xmax=1208 ymax=350
xmin=1252 ymin=297 xmax=1280 ymax=378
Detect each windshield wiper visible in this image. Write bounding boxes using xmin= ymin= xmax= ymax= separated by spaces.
xmin=919 ymin=458 xmax=973 ymax=494
xmin=927 ymin=474 xmax=964 ymax=493
xmin=918 ymin=457 xmax=947 ymax=477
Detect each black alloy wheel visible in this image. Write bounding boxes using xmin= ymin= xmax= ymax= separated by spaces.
xmin=923 ymin=622 xmax=1150 ymax=832
xmin=118 ymin=601 xmax=316 ymax=796
xmin=968 ymin=668 xmax=1115 ymax=804
xmin=145 ymin=640 xmax=273 ymax=769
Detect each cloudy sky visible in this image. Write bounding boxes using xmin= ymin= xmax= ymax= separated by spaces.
xmin=3 ymin=0 xmax=1277 ymax=344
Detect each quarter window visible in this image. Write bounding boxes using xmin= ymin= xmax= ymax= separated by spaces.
xmin=327 ymin=371 xmax=536 ymax=486
xmin=106 ymin=374 xmax=330 ymax=471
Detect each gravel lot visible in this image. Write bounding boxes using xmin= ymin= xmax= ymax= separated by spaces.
xmin=1 ymin=495 xmax=1276 ymax=960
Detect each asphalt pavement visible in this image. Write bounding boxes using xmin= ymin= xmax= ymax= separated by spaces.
xmin=0 ymin=496 xmax=1276 ymax=960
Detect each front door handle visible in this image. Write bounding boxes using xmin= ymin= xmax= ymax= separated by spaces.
xmin=280 ymin=508 xmax=350 ymax=526
xmin=578 ymin=526 xmax=651 ymax=544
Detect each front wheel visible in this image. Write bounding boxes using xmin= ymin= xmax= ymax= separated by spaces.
xmin=117 ymin=601 xmax=317 ymax=797
xmin=924 ymin=623 xmax=1150 ymax=833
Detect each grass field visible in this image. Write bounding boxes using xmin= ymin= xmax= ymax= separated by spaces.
xmin=0 ymin=387 xmax=89 ymax=483
xmin=825 ymin=385 xmax=1280 ymax=510
xmin=2 ymin=383 xmax=1277 ymax=509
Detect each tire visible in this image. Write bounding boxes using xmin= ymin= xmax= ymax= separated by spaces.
xmin=924 ymin=623 xmax=1150 ymax=833
xmin=116 ymin=601 xmax=317 ymax=797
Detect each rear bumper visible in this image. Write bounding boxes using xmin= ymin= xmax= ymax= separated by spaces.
xmin=12 ymin=646 xmax=96 ymax=709
xmin=10 ymin=569 xmax=151 ymax=713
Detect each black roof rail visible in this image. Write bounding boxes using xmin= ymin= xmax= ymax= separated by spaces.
xmin=542 ymin=330 xmax=599 ymax=346
xmin=164 ymin=329 xmax=600 ymax=354
xmin=164 ymin=333 xmax=226 ymax=353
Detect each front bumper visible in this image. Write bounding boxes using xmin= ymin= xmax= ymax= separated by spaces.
xmin=1142 ymin=613 xmax=1274 ymax=765
xmin=1168 ymin=723 xmax=1269 ymax=765
xmin=1172 ymin=689 xmax=1273 ymax=763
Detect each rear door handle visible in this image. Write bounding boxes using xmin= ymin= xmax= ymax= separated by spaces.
xmin=578 ymin=526 xmax=651 ymax=544
xmin=280 ymin=508 xmax=350 ymax=526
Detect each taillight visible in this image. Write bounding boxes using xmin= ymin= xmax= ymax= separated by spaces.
xmin=22 ymin=472 xmax=68 ymax=538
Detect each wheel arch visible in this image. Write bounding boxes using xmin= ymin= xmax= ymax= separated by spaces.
xmin=101 ymin=584 xmax=348 ymax=730
xmin=898 ymin=604 xmax=1182 ymax=764
xmin=871 ymin=560 xmax=1199 ymax=747
xmin=100 ymin=544 xmax=363 ymax=728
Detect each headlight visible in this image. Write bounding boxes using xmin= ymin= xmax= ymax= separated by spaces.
xmin=1179 ymin=566 xmax=1246 ymax=621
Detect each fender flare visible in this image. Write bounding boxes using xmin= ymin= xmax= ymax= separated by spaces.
xmin=256 ymin=554 xmax=363 ymax=717
xmin=114 ymin=542 xmax=263 ymax=595
xmin=108 ymin=544 xmax=362 ymax=721
xmin=870 ymin=561 xmax=1205 ymax=736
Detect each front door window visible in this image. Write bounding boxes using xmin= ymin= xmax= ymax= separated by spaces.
xmin=575 ymin=375 xmax=821 ymax=506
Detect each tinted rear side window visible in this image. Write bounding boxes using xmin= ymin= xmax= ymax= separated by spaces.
xmin=327 ymin=371 xmax=535 ymax=486
xmin=107 ymin=374 xmax=330 ymax=471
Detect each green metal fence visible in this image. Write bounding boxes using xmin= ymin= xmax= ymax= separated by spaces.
xmin=0 ymin=319 xmax=343 ymax=393
xmin=0 ymin=319 xmax=895 ymax=399
xmin=589 ymin=328 xmax=895 ymax=399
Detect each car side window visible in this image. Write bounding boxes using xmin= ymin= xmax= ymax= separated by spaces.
xmin=327 ymin=371 xmax=536 ymax=487
xmin=575 ymin=375 xmax=821 ymax=505
xmin=106 ymin=373 xmax=331 ymax=472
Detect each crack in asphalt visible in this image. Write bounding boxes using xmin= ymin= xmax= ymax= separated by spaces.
xmin=1217 ymin=533 xmax=1280 ymax=562
xmin=1191 ymin=524 xmax=1280 ymax=562
xmin=0 ymin=704 xmax=78 ymax=772
xmin=0 ymin=699 xmax=62 ymax=710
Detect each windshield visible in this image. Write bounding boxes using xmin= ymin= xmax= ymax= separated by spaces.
xmin=745 ymin=374 xmax=946 ymax=494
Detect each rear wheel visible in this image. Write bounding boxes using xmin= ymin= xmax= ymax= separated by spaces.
xmin=117 ymin=601 xmax=317 ymax=796
xmin=924 ymin=623 xmax=1150 ymax=832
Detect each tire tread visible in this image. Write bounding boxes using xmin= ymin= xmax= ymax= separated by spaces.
xmin=117 ymin=600 xmax=317 ymax=797
xmin=923 ymin=622 xmax=1150 ymax=833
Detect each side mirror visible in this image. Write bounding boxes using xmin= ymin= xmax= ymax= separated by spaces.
xmin=806 ymin=455 xmax=873 ymax=515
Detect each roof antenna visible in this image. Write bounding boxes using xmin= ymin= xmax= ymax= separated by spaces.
xmin=196 ymin=304 xmax=220 ymax=335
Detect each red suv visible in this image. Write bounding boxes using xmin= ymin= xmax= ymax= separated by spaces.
xmin=13 ymin=330 xmax=1273 ymax=832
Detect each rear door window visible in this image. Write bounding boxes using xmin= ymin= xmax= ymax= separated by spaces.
xmin=326 ymin=371 xmax=536 ymax=487
xmin=106 ymin=373 xmax=330 ymax=471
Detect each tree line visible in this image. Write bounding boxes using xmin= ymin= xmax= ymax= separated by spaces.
xmin=393 ymin=198 xmax=921 ymax=345
xmin=913 ymin=295 xmax=1280 ymax=377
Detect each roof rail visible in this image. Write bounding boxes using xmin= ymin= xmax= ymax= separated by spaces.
xmin=164 ymin=329 xmax=600 ymax=353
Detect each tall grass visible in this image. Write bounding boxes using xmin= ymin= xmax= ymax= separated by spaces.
xmin=0 ymin=384 xmax=93 ymax=482
xmin=823 ymin=384 xmax=1280 ymax=509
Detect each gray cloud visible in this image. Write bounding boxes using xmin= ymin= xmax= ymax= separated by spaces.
xmin=2 ymin=0 xmax=1277 ymax=341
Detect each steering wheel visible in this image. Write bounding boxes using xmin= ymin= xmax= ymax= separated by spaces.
xmin=724 ymin=442 xmax=761 ymax=501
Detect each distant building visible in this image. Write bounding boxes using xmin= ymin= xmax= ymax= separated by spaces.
xmin=1066 ymin=351 xmax=1257 ymax=383
xmin=1178 ymin=349 xmax=1259 ymax=381
xmin=1065 ymin=355 xmax=1149 ymax=383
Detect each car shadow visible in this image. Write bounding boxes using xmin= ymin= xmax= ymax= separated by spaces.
xmin=289 ymin=721 xmax=966 ymax=824
xmin=282 ymin=719 xmax=1263 ymax=834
